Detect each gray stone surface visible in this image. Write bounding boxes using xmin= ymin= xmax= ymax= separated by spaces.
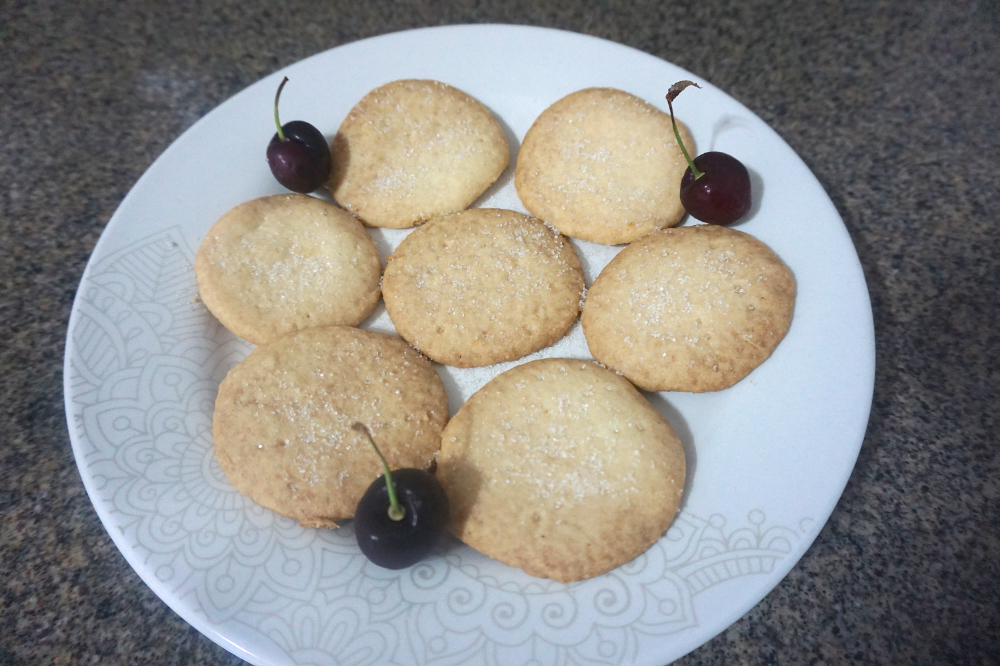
xmin=2 ymin=0 xmax=998 ymax=664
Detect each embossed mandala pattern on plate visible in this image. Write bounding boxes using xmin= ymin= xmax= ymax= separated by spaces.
xmin=68 ymin=228 xmax=806 ymax=665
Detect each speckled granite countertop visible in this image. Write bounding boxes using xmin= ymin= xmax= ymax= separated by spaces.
xmin=2 ymin=1 xmax=998 ymax=664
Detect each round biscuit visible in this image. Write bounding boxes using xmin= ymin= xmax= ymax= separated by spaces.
xmin=437 ymin=358 xmax=686 ymax=582
xmin=195 ymin=194 xmax=382 ymax=345
xmin=582 ymin=225 xmax=796 ymax=392
xmin=212 ymin=326 xmax=449 ymax=528
xmin=515 ymin=87 xmax=695 ymax=245
xmin=382 ymin=208 xmax=585 ymax=367
xmin=329 ymin=79 xmax=510 ymax=228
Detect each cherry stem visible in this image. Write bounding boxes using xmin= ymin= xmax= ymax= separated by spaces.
xmin=273 ymin=76 xmax=289 ymax=142
xmin=352 ymin=423 xmax=405 ymax=521
xmin=666 ymin=81 xmax=704 ymax=180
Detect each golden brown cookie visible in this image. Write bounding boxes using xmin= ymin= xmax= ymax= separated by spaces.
xmin=437 ymin=358 xmax=686 ymax=582
xmin=582 ymin=225 xmax=795 ymax=392
xmin=195 ymin=194 xmax=382 ymax=345
xmin=515 ymin=87 xmax=695 ymax=245
xmin=212 ymin=326 xmax=449 ymax=528
xmin=329 ymin=79 xmax=510 ymax=228
xmin=381 ymin=208 xmax=584 ymax=368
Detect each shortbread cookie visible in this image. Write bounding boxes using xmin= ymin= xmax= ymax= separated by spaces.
xmin=195 ymin=194 xmax=381 ymax=345
xmin=515 ymin=87 xmax=695 ymax=245
xmin=329 ymin=80 xmax=509 ymax=228
xmin=382 ymin=208 xmax=585 ymax=367
xmin=437 ymin=358 xmax=686 ymax=582
xmin=213 ymin=326 xmax=449 ymax=528
xmin=582 ymin=225 xmax=795 ymax=392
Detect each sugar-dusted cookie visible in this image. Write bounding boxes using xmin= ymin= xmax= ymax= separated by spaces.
xmin=329 ymin=80 xmax=509 ymax=228
xmin=582 ymin=225 xmax=795 ymax=392
xmin=437 ymin=358 xmax=686 ymax=582
xmin=213 ymin=326 xmax=449 ymax=528
xmin=195 ymin=193 xmax=381 ymax=345
xmin=515 ymin=87 xmax=695 ymax=245
xmin=382 ymin=208 xmax=585 ymax=368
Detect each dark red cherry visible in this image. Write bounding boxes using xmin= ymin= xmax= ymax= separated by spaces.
xmin=666 ymin=80 xmax=754 ymax=226
xmin=354 ymin=468 xmax=449 ymax=570
xmin=351 ymin=423 xmax=449 ymax=570
xmin=266 ymin=77 xmax=331 ymax=193
xmin=679 ymin=151 xmax=752 ymax=225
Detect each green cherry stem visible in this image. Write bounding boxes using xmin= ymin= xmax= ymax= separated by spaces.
xmin=666 ymin=80 xmax=704 ymax=180
xmin=273 ymin=76 xmax=289 ymax=142
xmin=352 ymin=423 xmax=405 ymax=521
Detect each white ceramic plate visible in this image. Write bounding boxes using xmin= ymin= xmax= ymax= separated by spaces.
xmin=64 ymin=24 xmax=874 ymax=666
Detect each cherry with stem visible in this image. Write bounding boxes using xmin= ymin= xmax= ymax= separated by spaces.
xmin=266 ymin=76 xmax=331 ymax=194
xmin=666 ymin=81 xmax=752 ymax=226
xmin=351 ymin=423 xmax=449 ymax=570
